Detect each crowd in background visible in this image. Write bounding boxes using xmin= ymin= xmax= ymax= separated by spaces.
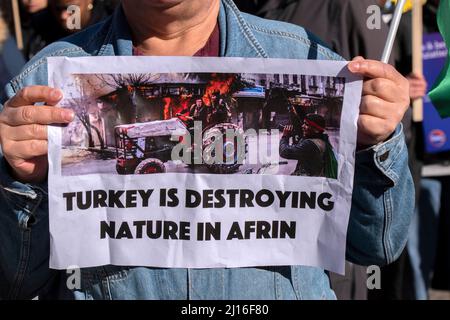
xmin=0 ymin=0 xmax=118 ymax=101
xmin=0 ymin=0 xmax=449 ymax=300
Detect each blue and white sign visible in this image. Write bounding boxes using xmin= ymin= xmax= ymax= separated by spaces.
xmin=423 ymin=33 xmax=450 ymax=154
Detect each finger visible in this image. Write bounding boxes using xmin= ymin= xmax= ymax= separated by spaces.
xmin=4 ymin=139 xmax=48 ymax=160
xmin=359 ymin=95 xmax=403 ymax=121
xmin=409 ymin=85 xmax=427 ymax=94
xmin=410 ymin=85 xmax=426 ymax=92
xmin=1 ymin=123 xmax=48 ymax=141
xmin=408 ymin=80 xmax=422 ymax=86
xmin=410 ymin=90 xmax=426 ymax=99
xmin=352 ymin=56 xmax=365 ymax=62
xmin=7 ymin=86 xmax=63 ymax=108
xmin=362 ymin=78 xmax=399 ymax=103
xmin=348 ymin=59 xmax=406 ymax=84
xmin=408 ymin=72 xmax=425 ymax=80
xmin=1 ymin=105 xmax=74 ymax=126
xmin=409 ymin=80 xmax=427 ymax=88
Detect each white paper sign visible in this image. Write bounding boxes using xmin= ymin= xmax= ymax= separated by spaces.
xmin=47 ymin=56 xmax=362 ymax=274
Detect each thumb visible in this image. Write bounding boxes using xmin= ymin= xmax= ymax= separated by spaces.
xmin=348 ymin=56 xmax=366 ymax=73
xmin=352 ymin=56 xmax=365 ymax=62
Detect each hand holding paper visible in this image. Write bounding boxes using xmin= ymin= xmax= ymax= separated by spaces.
xmin=348 ymin=57 xmax=410 ymax=147
xmin=0 ymin=86 xmax=74 ymax=183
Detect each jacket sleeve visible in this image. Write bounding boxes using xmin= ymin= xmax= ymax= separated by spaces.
xmin=346 ymin=124 xmax=415 ymax=266
xmin=0 ymin=83 xmax=57 ymax=300
xmin=279 ymin=136 xmax=297 ymax=159
xmin=279 ymin=136 xmax=316 ymax=160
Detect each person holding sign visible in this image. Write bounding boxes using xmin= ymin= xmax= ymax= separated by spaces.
xmin=0 ymin=0 xmax=413 ymax=300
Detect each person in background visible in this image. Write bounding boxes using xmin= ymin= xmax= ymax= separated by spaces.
xmin=0 ymin=0 xmax=48 ymax=57
xmin=235 ymin=0 xmax=392 ymax=61
xmin=421 ymin=0 xmax=450 ymax=297
xmin=1 ymin=0 xmax=118 ymax=60
xmin=21 ymin=0 xmax=47 ymax=13
xmin=400 ymin=0 xmax=448 ymax=300
xmin=0 ymin=8 xmax=25 ymax=103
xmin=367 ymin=0 xmax=429 ymax=300
xmin=48 ymin=0 xmax=111 ymax=34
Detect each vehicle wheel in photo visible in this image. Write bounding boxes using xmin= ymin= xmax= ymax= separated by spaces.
xmin=116 ymin=164 xmax=128 ymax=175
xmin=203 ymin=123 xmax=246 ymax=174
xmin=134 ymin=158 xmax=166 ymax=174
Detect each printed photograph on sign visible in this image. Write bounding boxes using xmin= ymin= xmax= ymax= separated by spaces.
xmin=61 ymin=72 xmax=345 ymax=178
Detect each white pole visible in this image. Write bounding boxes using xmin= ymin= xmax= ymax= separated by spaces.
xmin=412 ymin=0 xmax=424 ymax=122
xmin=381 ymin=0 xmax=407 ymax=63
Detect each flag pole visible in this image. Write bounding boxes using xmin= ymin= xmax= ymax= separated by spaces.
xmin=382 ymin=0 xmax=407 ymax=63
xmin=412 ymin=0 xmax=424 ymax=122
xmin=11 ymin=0 xmax=24 ymax=50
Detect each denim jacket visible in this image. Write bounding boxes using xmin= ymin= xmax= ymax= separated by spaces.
xmin=0 ymin=0 xmax=414 ymax=300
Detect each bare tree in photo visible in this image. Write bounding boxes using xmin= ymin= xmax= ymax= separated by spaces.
xmin=96 ymin=73 xmax=162 ymax=123
xmin=98 ymin=73 xmax=162 ymax=89
xmin=65 ymin=77 xmax=105 ymax=149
